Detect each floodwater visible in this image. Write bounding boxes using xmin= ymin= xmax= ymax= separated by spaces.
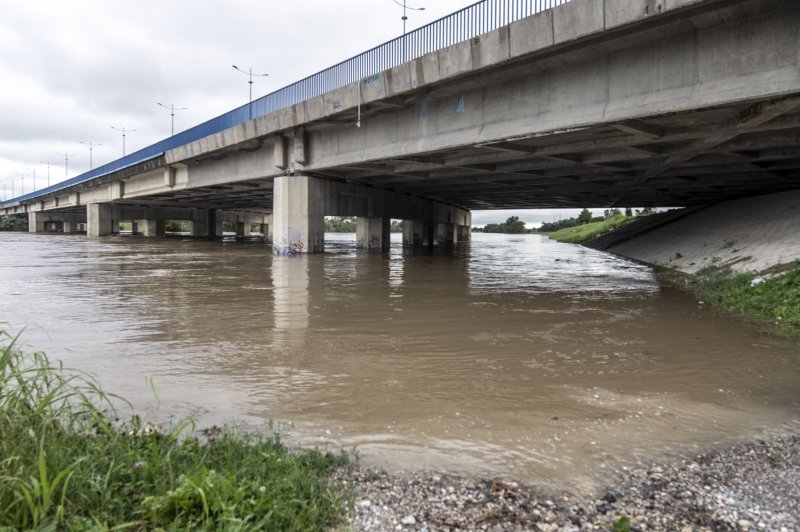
xmin=1 ymin=231 xmax=798 ymax=491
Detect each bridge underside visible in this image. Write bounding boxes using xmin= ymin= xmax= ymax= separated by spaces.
xmin=306 ymin=97 xmax=800 ymax=210
xmin=101 ymin=93 xmax=800 ymax=214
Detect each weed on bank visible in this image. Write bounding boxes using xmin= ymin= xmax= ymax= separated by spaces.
xmin=659 ymin=262 xmax=800 ymax=337
xmin=547 ymin=214 xmax=634 ymax=244
xmin=0 ymin=332 xmax=351 ymax=530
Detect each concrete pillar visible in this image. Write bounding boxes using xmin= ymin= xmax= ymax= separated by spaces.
xmin=272 ymin=175 xmax=325 ymax=254
xmin=140 ymin=219 xmax=165 ymax=237
xmin=87 ymin=203 xmax=113 ymax=238
xmin=208 ymin=209 xmax=220 ymax=238
xmin=63 ymin=220 xmax=74 ymax=233
xmin=191 ymin=209 xmax=209 ymax=237
xmin=130 ymin=221 xmax=139 ymax=235
xmin=236 ymin=221 xmax=251 ymax=238
xmin=425 ymin=222 xmax=435 ymax=248
xmin=402 ymin=219 xmax=426 ymax=247
xmin=356 ymin=216 xmax=390 ymax=251
xmin=28 ymin=212 xmax=44 ymax=233
xmin=437 ymin=223 xmax=455 ymax=245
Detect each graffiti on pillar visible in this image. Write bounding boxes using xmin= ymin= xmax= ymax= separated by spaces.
xmin=356 ymin=237 xmax=365 ymax=249
xmin=367 ymin=235 xmax=380 ymax=250
xmin=273 ymin=230 xmax=306 ymax=255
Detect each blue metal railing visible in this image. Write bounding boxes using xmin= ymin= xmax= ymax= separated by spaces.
xmin=2 ymin=0 xmax=570 ymax=207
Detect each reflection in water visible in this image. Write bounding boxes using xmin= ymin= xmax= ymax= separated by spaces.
xmin=0 ymin=232 xmax=798 ymax=491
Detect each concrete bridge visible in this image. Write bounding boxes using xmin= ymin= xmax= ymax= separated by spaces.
xmin=2 ymin=0 xmax=798 ymax=253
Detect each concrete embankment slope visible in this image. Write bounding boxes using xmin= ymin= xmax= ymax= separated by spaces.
xmin=600 ymin=190 xmax=800 ymax=274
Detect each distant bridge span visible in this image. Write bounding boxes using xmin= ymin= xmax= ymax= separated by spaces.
xmin=2 ymin=0 xmax=799 ymax=252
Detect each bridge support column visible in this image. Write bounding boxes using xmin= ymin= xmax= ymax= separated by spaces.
xmin=356 ymin=217 xmax=390 ymax=251
xmin=236 ymin=221 xmax=252 ymax=238
xmin=208 ymin=210 xmax=221 ymax=238
xmin=437 ymin=223 xmax=455 ymax=245
xmin=63 ymin=221 xmax=75 ymax=233
xmin=402 ymin=219 xmax=426 ymax=247
xmin=28 ymin=212 xmax=44 ymax=233
xmin=140 ymin=218 xmax=165 ymax=237
xmin=191 ymin=209 xmax=209 ymax=237
xmin=272 ymin=175 xmax=324 ymax=254
xmin=87 ymin=203 xmax=113 ymax=238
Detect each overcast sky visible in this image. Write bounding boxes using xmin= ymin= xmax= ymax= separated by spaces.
xmin=0 ymin=0 xmax=594 ymax=226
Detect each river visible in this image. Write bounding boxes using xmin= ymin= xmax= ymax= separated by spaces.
xmin=1 ymin=231 xmax=798 ymax=491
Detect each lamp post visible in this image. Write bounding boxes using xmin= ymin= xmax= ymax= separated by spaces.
xmin=156 ymin=103 xmax=188 ymax=136
xmin=40 ymin=161 xmax=51 ymax=187
xmin=232 ymin=65 xmax=268 ymax=121
xmin=79 ymin=141 xmax=101 ymax=170
xmin=110 ymin=125 xmax=136 ymax=156
xmin=392 ymin=0 xmax=425 ymax=62
xmin=57 ymin=152 xmax=76 ymax=181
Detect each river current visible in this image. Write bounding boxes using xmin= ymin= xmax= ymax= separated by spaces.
xmin=1 ymin=231 xmax=798 ymax=490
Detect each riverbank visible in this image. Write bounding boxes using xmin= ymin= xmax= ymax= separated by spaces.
xmin=0 ymin=336 xmax=351 ymax=530
xmin=350 ymin=433 xmax=800 ymax=531
xmin=604 ymin=190 xmax=800 ymax=275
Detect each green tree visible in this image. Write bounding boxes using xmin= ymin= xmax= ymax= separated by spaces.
xmin=324 ymin=216 xmax=356 ymax=232
xmin=578 ymin=208 xmax=592 ymax=224
xmin=503 ymin=216 xmax=527 ymax=234
xmin=0 ymin=216 xmax=27 ymax=231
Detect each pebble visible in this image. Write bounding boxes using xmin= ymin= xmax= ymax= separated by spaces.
xmin=401 ymin=515 xmax=417 ymax=526
xmin=346 ymin=434 xmax=800 ymax=531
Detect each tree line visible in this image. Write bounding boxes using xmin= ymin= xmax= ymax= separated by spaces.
xmin=476 ymin=207 xmax=656 ymax=234
xmin=324 ymin=217 xmax=403 ymax=233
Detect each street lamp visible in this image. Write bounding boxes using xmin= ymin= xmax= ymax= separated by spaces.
xmin=232 ymin=65 xmax=268 ymax=121
xmin=40 ymin=161 xmax=52 ymax=187
xmin=392 ymin=0 xmax=425 ymax=62
xmin=57 ymin=152 xmax=76 ymax=180
xmin=110 ymin=125 xmax=136 ymax=156
xmin=156 ymin=103 xmax=188 ymax=136
xmin=79 ymin=141 xmax=102 ymax=170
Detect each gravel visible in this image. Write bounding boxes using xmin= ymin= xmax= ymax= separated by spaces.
xmin=346 ymin=435 xmax=800 ymax=531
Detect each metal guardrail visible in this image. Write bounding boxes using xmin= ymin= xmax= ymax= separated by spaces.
xmin=2 ymin=0 xmax=571 ymax=207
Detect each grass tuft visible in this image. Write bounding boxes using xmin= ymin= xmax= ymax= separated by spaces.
xmin=0 ymin=330 xmax=352 ymax=530
xmin=547 ymin=214 xmax=634 ymax=244
xmin=658 ymin=262 xmax=800 ymax=337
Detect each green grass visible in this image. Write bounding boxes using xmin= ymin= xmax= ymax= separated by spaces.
xmin=659 ymin=262 xmax=800 ymax=337
xmin=0 ymin=331 xmax=352 ymax=530
xmin=547 ymin=214 xmax=634 ymax=244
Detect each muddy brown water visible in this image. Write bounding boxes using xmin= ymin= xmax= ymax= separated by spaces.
xmin=1 ymin=231 xmax=798 ymax=491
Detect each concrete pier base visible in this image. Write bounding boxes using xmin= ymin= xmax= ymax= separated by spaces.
xmin=272 ymin=175 xmax=325 ymax=254
xmin=140 ymin=219 xmax=165 ymax=237
xmin=28 ymin=211 xmax=86 ymax=234
xmin=191 ymin=209 xmax=209 ymax=237
xmin=357 ymin=217 xmax=390 ymax=251
xmin=87 ymin=203 xmax=113 ymax=238
xmin=236 ymin=221 xmax=252 ymax=238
